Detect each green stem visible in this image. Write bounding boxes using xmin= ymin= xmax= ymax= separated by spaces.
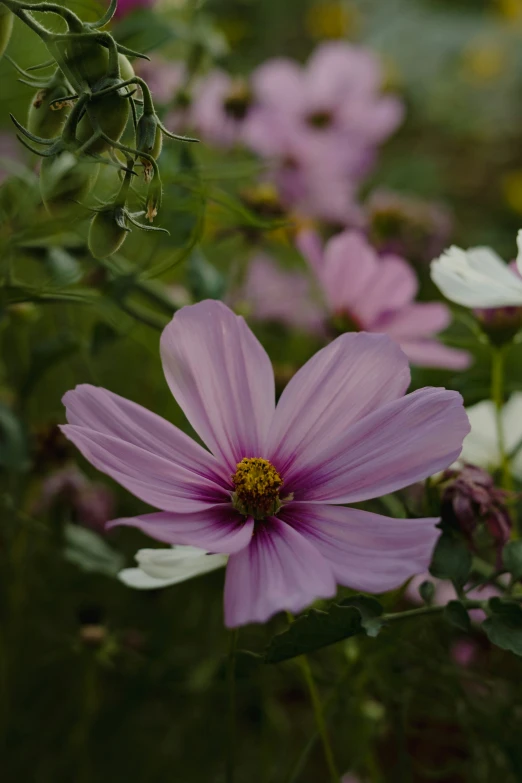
xmin=491 ymin=346 xmax=513 ymax=494
xmin=226 ymin=628 xmax=239 ymax=783
xmin=291 ymin=638 xmax=339 ymax=783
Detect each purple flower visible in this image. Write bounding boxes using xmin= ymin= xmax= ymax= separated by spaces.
xmin=113 ymin=0 xmax=155 ymax=19
xmin=297 ymin=228 xmax=471 ymax=370
xmin=233 ymin=253 xmax=324 ymax=333
xmin=189 ymin=70 xmax=252 ymax=148
xmin=407 ymin=573 xmax=501 ymax=623
xmin=33 ymin=465 xmax=114 ymax=534
xmin=61 ymin=300 xmax=469 ymax=627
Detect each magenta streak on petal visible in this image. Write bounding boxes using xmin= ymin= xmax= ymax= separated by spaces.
xmin=280 ymin=503 xmax=440 ymax=593
xmin=223 ymin=517 xmax=336 ymax=627
xmin=108 ymin=505 xmax=253 ymax=554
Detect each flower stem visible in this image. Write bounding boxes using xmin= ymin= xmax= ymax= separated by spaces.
xmin=491 ymin=346 xmax=513 ymax=494
xmin=295 ymin=653 xmax=339 ymax=783
xmin=226 ymin=628 xmax=239 ymax=783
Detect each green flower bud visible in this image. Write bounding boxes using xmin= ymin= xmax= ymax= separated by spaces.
xmin=0 ymin=8 xmax=13 ymax=60
xmin=88 ymin=207 xmax=129 ymax=259
xmin=40 ymin=152 xmax=100 ymax=214
xmin=27 ymin=79 xmax=73 ymax=141
xmin=77 ymin=78 xmax=131 ymax=155
xmin=136 ymin=113 xmax=162 ymax=180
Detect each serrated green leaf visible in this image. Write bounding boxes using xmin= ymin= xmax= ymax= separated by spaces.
xmin=265 ymin=595 xmax=384 ymax=664
xmin=502 ymin=540 xmax=522 ymax=582
xmin=483 ymin=599 xmax=522 ymax=656
xmin=429 ymin=533 xmax=472 ymax=588
xmin=444 ymin=600 xmax=472 ymax=632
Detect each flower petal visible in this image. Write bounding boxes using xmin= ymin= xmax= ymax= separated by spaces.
xmin=319 ymin=230 xmax=378 ymax=317
xmin=223 ymin=517 xmax=336 ymax=627
xmin=108 ymin=505 xmax=253 ymax=553
xmin=63 ymin=384 xmax=228 ymax=485
xmin=118 ymin=545 xmax=227 ymax=590
xmin=280 ymin=503 xmax=440 ymax=593
xmin=61 ymin=425 xmax=228 ymax=513
xmin=290 ymin=387 xmax=470 ymax=503
xmin=431 ymin=245 xmax=522 ymax=307
xmin=356 ymin=254 xmax=417 ymax=326
xmin=398 ymin=340 xmax=472 ymax=370
xmin=160 ymin=300 xmax=275 ymax=470
xmin=268 ymin=332 xmax=410 ymax=478
xmin=382 ymin=302 xmax=450 ymax=339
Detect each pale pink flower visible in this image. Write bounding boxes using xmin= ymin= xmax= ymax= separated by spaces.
xmin=297 ymin=229 xmax=471 ymax=370
xmin=406 ymin=574 xmax=500 ymax=623
xmin=234 ymin=253 xmax=324 ymax=333
xmin=33 ymin=465 xmax=114 ymax=533
xmin=61 ymin=300 xmax=469 ymax=627
xmin=189 ymin=70 xmax=252 ymax=148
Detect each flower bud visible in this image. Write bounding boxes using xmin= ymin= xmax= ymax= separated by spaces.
xmin=77 ymin=77 xmax=131 ymax=155
xmin=136 ymin=113 xmax=162 ymax=180
xmin=88 ymin=207 xmax=129 ymax=258
xmin=439 ymin=463 xmax=513 ymax=565
xmin=40 ymin=152 xmax=100 ymax=214
xmin=0 ymin=8 xmax=13 ymax=60
xmin=474 ymin=306 xmax=522 ymax=347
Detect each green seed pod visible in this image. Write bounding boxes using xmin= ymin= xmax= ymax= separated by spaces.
xmin=88 ymin=208 xmax=129 ymax=259
xmin=77 ymin=78 xmax=131 ymax=155
xmin=0 ymin=8 xmax=13 ymax=60
xmin=27 ymin=81 xmax=73 ymax=141
xmin=40 ymin=152 xmax=100 ymax=214
xmin=118 ymin=54 xmax=135 ymax=83
xmin=63 ymin=37 xmax=108 ymax=88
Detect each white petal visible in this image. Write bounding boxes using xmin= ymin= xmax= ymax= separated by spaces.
xmin=459 ymin=400 xmax=499 ymax=468
xmin=431 ymin=245 xmax=522 ymax=307
xmin=118 ymin=546 xmax=227 ymax=590
xmin=517 ymin=229 xmax=522 ymax=276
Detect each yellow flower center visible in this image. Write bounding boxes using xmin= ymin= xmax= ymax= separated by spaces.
xmin=231 ymin=457 xmax=284 ymax=520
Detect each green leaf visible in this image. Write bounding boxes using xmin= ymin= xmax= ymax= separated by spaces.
xmin=444 ymin=600 xmax=471 ymax=632
xmin=63 ymin=524 xmax=124 ymax=578
xmin=187 ymin=249 xmax=226 ymax=301
xmin=483 ymin=599 xmax=522 ymax=656
xmin=429 ymin=532 xmax=472 ymax=588
xmin=0 ymin=404 xmax=28 ymax=472
xmin=502 ymin=540 xmax=522 ymax=582
xmin=265 ymin=596 xmax=384 ymax=664
xmin=45 ymin=247 xmax=82 ymax=286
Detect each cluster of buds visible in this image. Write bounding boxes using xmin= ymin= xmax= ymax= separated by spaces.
xmin=438 ymin=463 xmax=514 ymax=566
xmin=1 ymin=0 xmax=196 ymax=257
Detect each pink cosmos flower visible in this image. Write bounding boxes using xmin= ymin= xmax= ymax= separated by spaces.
xmin=297 ymin=229 xmax=471 ymax=370
xmin=406 ymin=574 xmax=500 ymax=623
xmin=61 ymin=300 xmax=469 ymax=627
xmin=234 ymin=253 xmax=324 ymax=334
xmin=113 ymin=0 xmax=155 ymax=19
xmin=189 ymin=70 xmax=252 ymax=148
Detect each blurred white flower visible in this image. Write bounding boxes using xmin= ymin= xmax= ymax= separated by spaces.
xmin=430 ymin=232 xmax=522 ymax=307
xmin=119 ymin=545 xmax=227 ymax=590
xmin=459 ymin=392 xmax=522 ymax=479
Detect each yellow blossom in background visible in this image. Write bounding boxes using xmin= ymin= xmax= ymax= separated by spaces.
xmin=461 ymin=41 xmax=506 ymax=83
xmin=305 ymin=1 xmax=359 ymax=40
xmin=496 ymin=0 xmax=522 ymax=21
xmin=502 ymin=170 xmax=522 ymax=214
xmin=219 ymin=18 xmax=250 ymax=47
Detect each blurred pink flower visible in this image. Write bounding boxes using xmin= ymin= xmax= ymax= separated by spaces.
xmin=451 ymin=638 xmax=478 ymax=667
xmin=61 ymin=300 xmax=469 ymax=627
xmin=297 ymin=229 xmax=471 ymax=370
xmin=234 ymin=253 xmax=324 ymax=333
xmin=33 ymin=465 xmax=114 ymax=534
xmin=406 ymin=573 xmax=500 ymax=623
xmin=114 ymin=0 xmax=155 ymax=19
xmin=190 ymin=70 xmax=252 ymax=148
xmin=136 ymin=57 xmax=187 ymax=106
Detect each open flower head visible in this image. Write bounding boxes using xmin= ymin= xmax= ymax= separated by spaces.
xmin=459 ymin=393 xmax=522 ymax=480
xmin=61 ymin=301 xmax=470 ymax=627
xmin=298 ymin=229 xmax=471 ymax=370
xmin=431 ymin=231 xmax=522 ymax=308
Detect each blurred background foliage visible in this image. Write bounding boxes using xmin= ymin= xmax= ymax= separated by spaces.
xmin=1 ymin=1 xmax=522 ymax=781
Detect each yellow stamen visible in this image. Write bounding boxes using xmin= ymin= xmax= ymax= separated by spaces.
xmin=231 ymin=457 xmax=283 ymax=519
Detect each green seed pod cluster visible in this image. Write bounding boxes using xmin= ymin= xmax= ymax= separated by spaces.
xmin=88 ymin=207 xmax=129 ymax=259
xmin=40 ymin=152 xmax=100 ymax=214
xmin=0 ymin=8 xmax=13 ymax=60
xmin=63 ymin=36 xmax=109 ymax=89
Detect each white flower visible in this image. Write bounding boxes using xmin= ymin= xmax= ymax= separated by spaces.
xmin=430 ymin=230 xmax=522 ymax=308
xmin=119 ymin=545 xmax=228 ymax=590
xmin=459 ymin=392 xmax=522 ymax=479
